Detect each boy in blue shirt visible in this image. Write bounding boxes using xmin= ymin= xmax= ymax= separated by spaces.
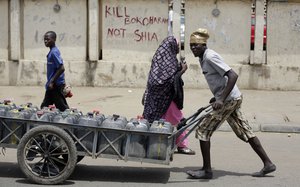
xmin=41 ymin=31 xmax=69 ymax=111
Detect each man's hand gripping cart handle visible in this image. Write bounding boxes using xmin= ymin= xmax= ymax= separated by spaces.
xmin=169 ymin=104 xmax=213 ymax=153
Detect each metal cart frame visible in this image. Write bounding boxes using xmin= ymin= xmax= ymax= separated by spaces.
xmin=0 ymin=105 xmax=212 ymax=185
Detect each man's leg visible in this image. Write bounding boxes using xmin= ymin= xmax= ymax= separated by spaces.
xmin=186 ymin=140 xmax=213 ymax=179
xmin=227 ymin=99 xmax=276 ymax=177
xmin=200 ymin=140 xmax=211 ymax=171
xmin=249 ymin=137 xmax=276 ymax=177
xmin=185 ymin=106 xmax=227 ymax=180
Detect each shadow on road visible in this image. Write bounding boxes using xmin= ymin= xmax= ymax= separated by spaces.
xmin=0 ymin=162 xmax=23 ymax=178
xmin=0 ymin=162 xmax=273 ymax=184
xmin=70 ymin=164 xmax=171 ymax=183
xmin=182 ymin=166 xmax=251 ymax=179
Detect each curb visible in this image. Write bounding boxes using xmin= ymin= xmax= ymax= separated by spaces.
xmin=217 ymin=123 xmax=300 ymax=133
xmin=261 ymin=123 xmax=300 ymax=133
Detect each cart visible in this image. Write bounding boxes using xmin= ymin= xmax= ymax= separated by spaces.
xmin=0 ymin=105 xmax=212 ymax=185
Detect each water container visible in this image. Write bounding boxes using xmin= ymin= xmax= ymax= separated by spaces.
xmin=98 ymin=114 xmax=127 ymax=155
xmin=0 ymin=99 xmax=16 ymax=117
xmin=92 ymin=110 xmax=105 ymax=124
xmin=30 ymin=110 xmax=51 ymax=122
xmin=123 ymin=117 xmax=149 ymax=158
xmin=2 ymin=108 xmax=27 ymax=144
xmin=0 ymin=100 xmax=16 ymax=141
xmin=30 ymin=106 xmax=59 ymax=122
xmin=147 ymin=120 xmax=173 ymax=160
xmin=19 ymin=103 xmax=39 ymax=119
xmin=53 ymin=108 xmax=82 ymax=124
xmin=75 ymin=112 xmax=104 ymax=151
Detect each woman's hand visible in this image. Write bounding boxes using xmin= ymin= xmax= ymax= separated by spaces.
xmin=180 ymin=62 xmax=188 ymax=74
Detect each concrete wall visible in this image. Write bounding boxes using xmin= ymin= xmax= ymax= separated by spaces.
xmin=101 ymin=0 xmax=168 ymax=63
xmin=23 ymin=0 xmax=87 ymax=61
xmin=0 ymin=1 xmax=9 ymax=61
xmin=259 ymin=0 xmax=300 ymax=90
xmin=185 ymin=0 xmax=252 ymax=65
xmin=15 ymin=0 xmax=87 ymax=86
xmin=1 ymin=0 xmax=300 ymax=90
xmin=267 ymin=0 xmax=300 ymax=66
xmin=0 ymin=1 xmax=9 ymax=85
xmin=183 ymin=0 xmax=252 ymax=88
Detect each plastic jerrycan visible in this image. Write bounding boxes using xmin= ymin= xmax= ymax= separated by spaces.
xmin=147 ymin=120 xmax=173 ymax=160
xmin=30 ymin=110 xmax=50 ymax=122
xmin=3 ymin=107 xmax=27 ymax=144
xmin=76 ymin=112 xmax=102 ymax=151
xmin=19 ymin=103 xmax=38 ymax=119
xmin=92 ymin=110 xmax=105 ymax=124
xmin=124 ymin=116 xmax=149 ymax=158
xmin=0 ymin=99 xmax=16 ymax=117
xmin=98 ymin=114 xmax=127 ymax=155
xmin=53 ymin=108 xmax=82 ymax=124
xmin=31 ymin=105 xmax=59 ymax=122
xmin=0 ymin=99 xmax=16 ymax=141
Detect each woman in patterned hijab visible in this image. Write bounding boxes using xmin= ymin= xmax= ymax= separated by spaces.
xmin=142 ymin=36 xmax=195 ymax=155
xmin=143 ymin=36 xmax=181 ymax=123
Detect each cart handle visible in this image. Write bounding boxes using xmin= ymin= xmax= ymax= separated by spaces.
xmin=169 ymin=105 xmax=213 ymax=152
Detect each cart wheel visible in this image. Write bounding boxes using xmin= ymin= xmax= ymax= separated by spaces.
xmin=17 ymin=125 xmax=77 ymax=185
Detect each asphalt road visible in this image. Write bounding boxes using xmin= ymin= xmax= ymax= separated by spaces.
xmin=1 ymin=86 xmax=300 ymax=186
xmin=0 ymin=132 xmax=299 ymax=187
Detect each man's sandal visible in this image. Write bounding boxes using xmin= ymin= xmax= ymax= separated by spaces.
xmin=186 ymin=169 xmax=213 ymax=179
xmin=252 ymin=164 xmax=276 ymax=177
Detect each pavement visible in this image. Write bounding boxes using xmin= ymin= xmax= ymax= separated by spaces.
xmin=1 ymin=86 xmax=300 ymax=133
xmin=1 ymin=86 xmax=300 ymax=186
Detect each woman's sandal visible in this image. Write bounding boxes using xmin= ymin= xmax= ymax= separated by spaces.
xmin=177 ymin=147 xmax=196 ymax=155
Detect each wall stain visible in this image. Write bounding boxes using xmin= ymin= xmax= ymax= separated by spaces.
xmin=121 ymin=65 xmax=127 ymax=76
xmin=85 ymin=61 xmax=97 ymax=86
xmin=237 ymin=66 xmax=243 ymax=77
xmin=76 ymin=35 xmax=81 ymax=40
xmin=132 ymin=65 xmax=137 ymax=74
xmin=139 ymin=73 xmax=146 ymax=80
xmin=111 ymin=63 xmax=115 ymax=74
xmin=65 ymin=0 xmax=71 ymax=6
xmin=35 ymin=30 xmax=38 ymax=43
xmin=139 ymin=67 xmax=146 ymax=80
xmin=59 ymin=33 xmax=65 ymax=42
xmin=97 ymin=73 xmax=113 ymax=83
xmin=0 ymin=61 xmax=5 ymax=75
xmin=67 ymin=61 xmax=73 ymax=74
xmin=287 ymin=66 xmax=298 ymax=72
xmin=20 ymin=61 xmax=39 ymax=80
xmin=258 ymin=66 xmax=270 ymax=79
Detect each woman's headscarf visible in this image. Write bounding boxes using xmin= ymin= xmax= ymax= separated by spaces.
xmin=148 ymin=36 xmax=179 ymax=86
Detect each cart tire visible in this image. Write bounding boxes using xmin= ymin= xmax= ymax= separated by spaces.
xmin=17 ymin=125 xmax=77 ymax=185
